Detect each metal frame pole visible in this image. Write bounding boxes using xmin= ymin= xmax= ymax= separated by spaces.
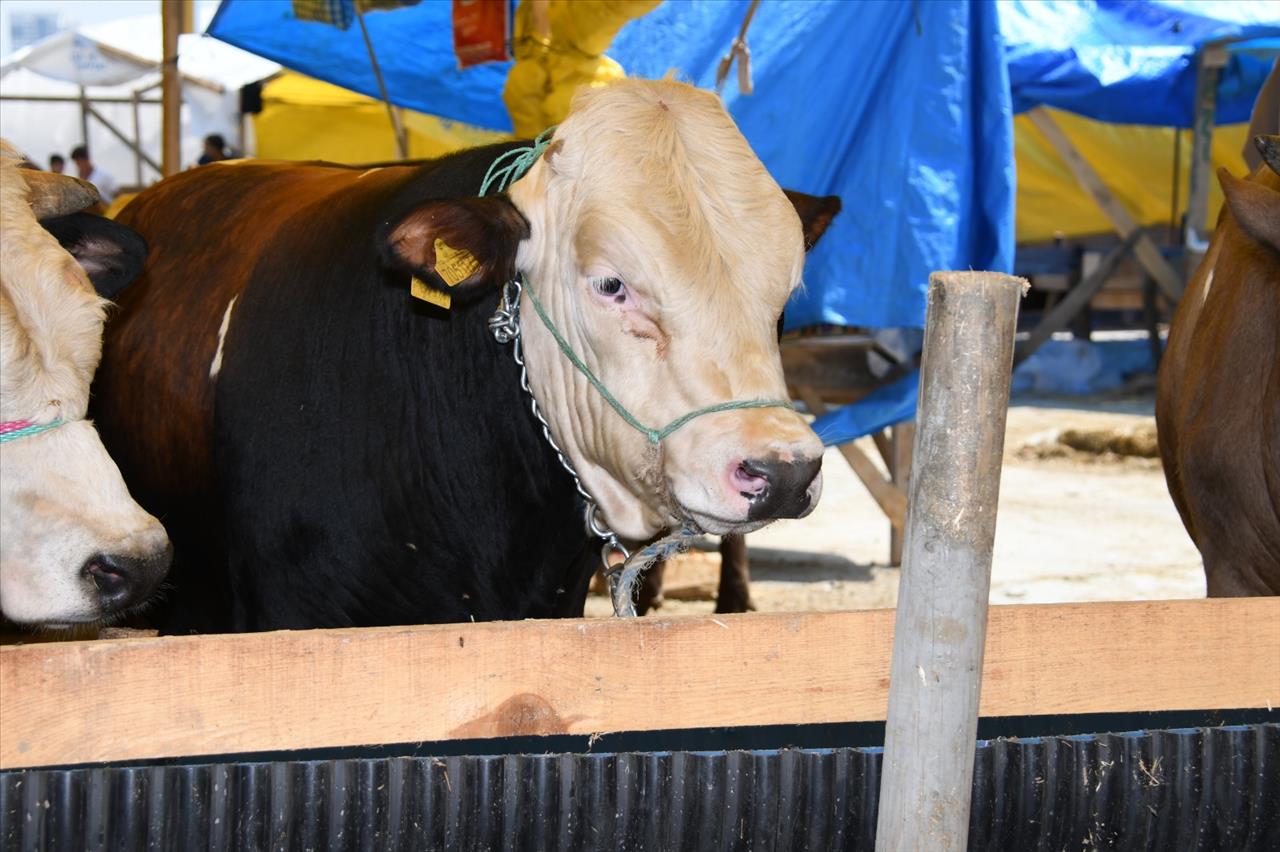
xmin=355 ymin=6 xmax=408 ymax=160
xmin=874 ymin=271 xmax=1026 ymax=852
xmin=1184 ymin=41 xmax=1229 ymax=263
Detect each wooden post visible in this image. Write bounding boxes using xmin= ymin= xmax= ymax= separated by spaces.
xmin=160 ymin=0 xmax=183 ymax=177
xmin=874 ymin=271 xmax=1025 ymax=852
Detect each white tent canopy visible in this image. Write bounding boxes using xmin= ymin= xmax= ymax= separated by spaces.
xmin=0 ymin=13 xmax=278 ymax=188
xmin=1 ymin=31 xmax=158 ymax=87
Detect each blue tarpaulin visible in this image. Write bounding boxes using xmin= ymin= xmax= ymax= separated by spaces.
xmin=1000 ymin=0 xmax=1280 ymax=126
xmin=207 ymin=0 xmax=1277 ymax=446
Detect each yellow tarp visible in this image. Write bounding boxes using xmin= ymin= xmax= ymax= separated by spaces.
xmin=1016 ymin=109 xmax=1249 ymax=242
xmin=252 ymin=72 xmax=509 ymax=163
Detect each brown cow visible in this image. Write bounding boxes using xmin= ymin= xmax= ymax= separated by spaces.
xmin=1156 ymin=136 xmax=1280 ymax=595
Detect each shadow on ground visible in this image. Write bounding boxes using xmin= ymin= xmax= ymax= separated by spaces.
xmin=743 ymin=547 xmax=877 ymax=584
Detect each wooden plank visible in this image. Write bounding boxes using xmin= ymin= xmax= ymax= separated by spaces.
xmin=1028 ymin=108 xmax=1184 ymax=301
xmin=1 ymin=599 xmax=1276 ymax=769
xmin=799 ymin=387 xmax=908 ymax=529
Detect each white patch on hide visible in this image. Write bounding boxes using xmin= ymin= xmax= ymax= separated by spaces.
xmin=209 ymin=295 xmax=237 ymax=380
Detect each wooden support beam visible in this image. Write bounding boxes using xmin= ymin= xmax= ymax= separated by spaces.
xmin=798 ymin=387 xmax=907 ymax=530
xmin=84 ymin=102 xmax=162 ymax=175
xmin=1028 ymin=108 xmax=1184 ymax=302
xmin=871 ymin=429 xmax=893 ymax=468
xmin=1 ymin=600 xmax=1275 ymax=770
xmin=0 ymin=95 xmax=162 ymax=105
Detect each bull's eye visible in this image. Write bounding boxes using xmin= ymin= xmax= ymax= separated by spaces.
xmin=591 ymin=277 xmax=628 ymax=304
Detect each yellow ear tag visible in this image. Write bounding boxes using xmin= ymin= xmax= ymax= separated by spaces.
xmin=433 ymin=239 xmax=479 ymax=287
xmin=411 ymin=276 xmax=452 ymax=309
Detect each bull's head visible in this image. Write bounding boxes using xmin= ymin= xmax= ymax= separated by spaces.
xmin=511 ymin=80 xmax=832 ymax=541
xmin=0 ymin=142 xmax=170 ymax=627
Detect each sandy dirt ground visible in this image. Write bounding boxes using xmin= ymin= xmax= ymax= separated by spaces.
xmin=585 ymin=391 xmax=1204 ymax=618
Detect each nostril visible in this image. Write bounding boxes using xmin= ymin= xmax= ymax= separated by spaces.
xmin=732 ymin=461 xmax=771 ymax=498
xmin=86 ymin=559 xmax=129 ymax=598
xmin=739 ymin=455 xmax=823 ymax=521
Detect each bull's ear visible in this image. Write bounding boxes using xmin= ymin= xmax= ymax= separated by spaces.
xmin=382 ymin=196 xmax=530 ymax=304
xmin=39 ymin=212 xmax=148 ymax=299
xmin=783 ymin=190 xmax=841 ymax=251
xmin=1219 ymin=167 xmax=1280 ymax=252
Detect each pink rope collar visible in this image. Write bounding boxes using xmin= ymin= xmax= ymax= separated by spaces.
xmin=0 ymin=418 xmax=64 ymax=443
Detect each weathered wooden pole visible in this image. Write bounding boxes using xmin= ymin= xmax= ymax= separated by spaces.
xmin=874 ymin=271 xmax=1026 ymax=851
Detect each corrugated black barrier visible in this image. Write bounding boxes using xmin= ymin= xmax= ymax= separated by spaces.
xmin=3 ymin=723 xmax=1276 ymax=851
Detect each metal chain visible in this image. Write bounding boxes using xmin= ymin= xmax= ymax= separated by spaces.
xmin=488 ymin=276 xmax=632 ymax=571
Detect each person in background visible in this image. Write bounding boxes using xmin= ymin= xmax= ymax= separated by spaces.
xmin=198 ymin=134 xmax=231 ymax=165
xmin=49 ymin=154 xmax=65 ymax=174
xmin=70 ymin=145 xmax=117 ymax=204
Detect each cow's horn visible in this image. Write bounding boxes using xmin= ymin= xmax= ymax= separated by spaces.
xmin=25 ymin=171 xmax=102 ymax=219
xmin=1255 ymin=135 xmax=1280 ymax=178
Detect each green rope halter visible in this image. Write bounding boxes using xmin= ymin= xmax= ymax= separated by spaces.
xmin=482 ymin=130 xmax=793 ymax=445
xmin=479 ymin=126 xmax=558 ymax=196
xmin=523 ymin=283 xmax=790 ymax=444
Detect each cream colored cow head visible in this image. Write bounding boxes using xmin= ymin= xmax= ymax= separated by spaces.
xmin=0 ymin=141 xmax=170 ymax=627
xmin=508 ymin=80 xmax=830 ymax=541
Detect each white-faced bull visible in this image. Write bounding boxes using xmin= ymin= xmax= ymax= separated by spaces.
xmin=92 ymin=80 xmax=838 ymax=631
xmin=0 ymin=142 xmax=170 ymax=628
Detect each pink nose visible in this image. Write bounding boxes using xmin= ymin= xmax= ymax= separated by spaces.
xmin=727 ymin=455 xmax=823 ymax=521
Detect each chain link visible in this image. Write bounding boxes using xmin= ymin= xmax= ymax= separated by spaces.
xmin=490 ymin=276 xmax=631 ymax=566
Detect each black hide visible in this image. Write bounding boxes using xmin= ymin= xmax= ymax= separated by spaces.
xmin=166 ymin=144 xmax=590 ymax=632
xmin=39 ymin=212 xmax=149 ymax=299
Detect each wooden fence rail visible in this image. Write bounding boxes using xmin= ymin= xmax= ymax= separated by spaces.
xmin=2 ymin=598 xmax=1276 ymax=770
